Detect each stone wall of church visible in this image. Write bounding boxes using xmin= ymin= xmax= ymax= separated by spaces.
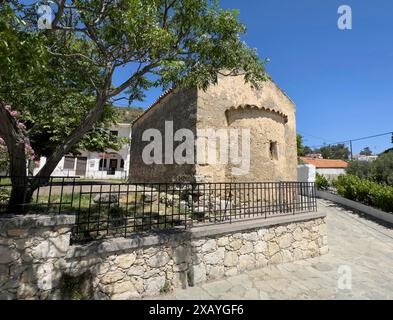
xmin=129 ymin=88 xmax=198 ymax=183
xmin=196 ymin=75 xmax=297 ymax=183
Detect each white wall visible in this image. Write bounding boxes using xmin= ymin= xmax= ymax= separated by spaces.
xmin=316 ymin=168 xmax=346 ymax=181
xmin=33 ymin=123 xmax=131 ymax=179
xmin=297 ymin=164 xmax=316 ymax=183
xmin=316 ymin=168 xmax=346 ymax=176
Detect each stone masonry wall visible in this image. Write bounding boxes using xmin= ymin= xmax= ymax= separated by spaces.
xmin=0 ymin=213 xmax=327 ymax=300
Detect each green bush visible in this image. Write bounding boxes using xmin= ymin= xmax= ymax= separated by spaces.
xmin=345 ymin=151 xmax=393 ymax=186
xmin=334 ymin=175 xmax=393 ymax=213
xmin=315 ymin=173 xmax=330 ymax=190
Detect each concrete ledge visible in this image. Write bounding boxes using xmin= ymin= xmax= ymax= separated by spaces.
xmin=0 ymin=213 xmax=76 ymax=230
xmin=190 ymin=211 xmax=326 ymax=239
xmin=317 ymin=190 xmax=393 ymax=225
xmin=68 ymin=211 xmax=325 ymax=257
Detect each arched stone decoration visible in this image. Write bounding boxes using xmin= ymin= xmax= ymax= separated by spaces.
xmin=225 ymin=104 xmax=288 ymax=126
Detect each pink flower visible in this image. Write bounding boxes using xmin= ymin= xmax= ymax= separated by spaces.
xmin=10 ymin=111 xmax=18 ymax=117
xmin=17 ymin=122 xmax=26 ymax=130
xmin=4 ymin=105 xmax=11 ymax=112
xmin=24 ymin=143 xmax=35 ymax=160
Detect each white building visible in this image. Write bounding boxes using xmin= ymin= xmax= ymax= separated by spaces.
xmin=34 ymin=123 xmax=131 ymax=180
xmin=352 ymin=154 xmax=378 ymax=162
xmin=300 ymin=157 xmax=348 ymax=181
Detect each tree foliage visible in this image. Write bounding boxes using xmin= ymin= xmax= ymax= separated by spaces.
xmin=1 ymin=0 xmax=267 ymax=211
xmin=346 ymin=150 xmax=393 ymax=186
xmin=296 ymin=134 xmax=313 ymax=157
xmin=359 ymin=147 xmax=373 ymax=156
xmin=0 ymin=3 xmax=125 ymax=159
xmin=314 ymin=144 xmax=350 ymax=160
xmin=296 ymin=134 xmax=304 ymax=157
xmin=373 ymin=151 xmax=393 ymax=186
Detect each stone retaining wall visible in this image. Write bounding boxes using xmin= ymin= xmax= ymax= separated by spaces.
xmin=0 ymin=212 xmax=327 ymax=300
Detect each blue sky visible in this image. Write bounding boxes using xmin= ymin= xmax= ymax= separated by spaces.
xmin=120 ymin=1 xmax=393 ymax=154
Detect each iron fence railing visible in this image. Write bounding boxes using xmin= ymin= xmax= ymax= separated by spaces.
xmin=0 ymin=177 xmax=317 ymax=243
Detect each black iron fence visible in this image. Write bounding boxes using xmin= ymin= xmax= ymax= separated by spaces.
xmin=0 ymin=177 xmax=317 ymax=243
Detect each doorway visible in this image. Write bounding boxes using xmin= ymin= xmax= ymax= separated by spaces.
xmin=108 ymin=159 xmax=118 ymax=175
xmin=75 ymin=157 xmax=87 ymax=176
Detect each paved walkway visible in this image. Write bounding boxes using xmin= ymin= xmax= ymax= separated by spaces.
xmin=155 ymin=199 xmax=393 ymax=300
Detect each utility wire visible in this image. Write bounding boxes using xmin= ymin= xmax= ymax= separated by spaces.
xmin=310 ymin=131 xmax=393 ymax=149
xmin=297 ymin=131 xmax=335 ymax=143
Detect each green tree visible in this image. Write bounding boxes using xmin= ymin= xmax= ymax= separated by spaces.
xmin=346 ymin=151 xmax=393 ymax=186
xmin=315 ymin=144 xmax=350 ymax=160
xmin=296 ymin=134 xmax=312 ymax=157
xmin=1 ymin=0 xmax=267 ymax=211
xmin=346 ymin=160 xmax=374 ymax=180
xmin=360 ymin=147 xmax=373 ymax=156
xmin=373 ymin=150 xmax=393 ymax=186
xmin=296 ymin=134 xmax=304 ymax=157
xmin=0 ymin=3 xmax=127 ymax=209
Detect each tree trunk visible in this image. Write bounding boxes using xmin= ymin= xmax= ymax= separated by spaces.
xmin=2 ymin=70 xmax=111 ymax=213
xmin=7 ymin=143 xmax=30 ymax=213
xmin=6 ymin=133 xmax=32 ymax=214
xmin=0 ymin=102 xmax=30 ymax=213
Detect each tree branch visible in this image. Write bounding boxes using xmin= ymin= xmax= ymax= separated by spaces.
xmin=34 ymin=65 xmax=114 ymax=182
xmin=108 ymin=62 xmax=160 ymax=97
xmin=52 ymin=0 xmax=66 ymax=29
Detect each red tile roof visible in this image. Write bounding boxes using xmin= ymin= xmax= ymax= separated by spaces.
xmin=300 ymin=157 xmax=348 ymax=168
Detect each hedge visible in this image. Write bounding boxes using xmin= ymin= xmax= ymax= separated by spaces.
xmin=333 ymin=175 xmax=393 ymax=213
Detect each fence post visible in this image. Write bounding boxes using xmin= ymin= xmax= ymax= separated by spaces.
xmin=278 ymin=181 xmax=283 ymax=213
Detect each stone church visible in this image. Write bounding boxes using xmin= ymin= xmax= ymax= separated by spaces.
xmin=129 ymin=73 xmax=297 ymax=183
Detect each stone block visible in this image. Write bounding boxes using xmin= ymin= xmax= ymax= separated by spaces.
xmin=242 ymin=232 xmax=258 ymax=242
xmin=173 ymin=245 xmax=190 ymax=264
xmin=267 ymin=242 xmax=280 ymax=257
xmin=204 ymin=247 xmax=225 ymax=265
xmin=191 ymin=263 xmax=206 ymax=284
xmin=254 ymin=241 xmax=267 ymax=253
xmin=224 ymin=252 xmax=239 ymax=267
xmin=239 ymin=242 xmax=253 ymax=255
xmin=115 ymin=253 xmax=136 ymax=269
xmin=100 ymin=270 xmax=125 ymax=285
xmin=147 ymin=251 xmax=170 ymax=268
xmin=229 ymin=239 xmax=242 ymax=250
xmin=217 ymin=237 xmax=229 ymax=247
xmin=144 ymin=276 xmax=166 ymax=296
xmin=0 ymin=245 xmax=18 ymax=264
xmin=127 ymin=265 xmax=145 ymax=276
xmin=278 ymin=234 xmax=294 ymax=249
xmin=201 ymin=239 xmax=217 ymax=253
xmin=239 ymin=254 xmax=255 ymax=270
